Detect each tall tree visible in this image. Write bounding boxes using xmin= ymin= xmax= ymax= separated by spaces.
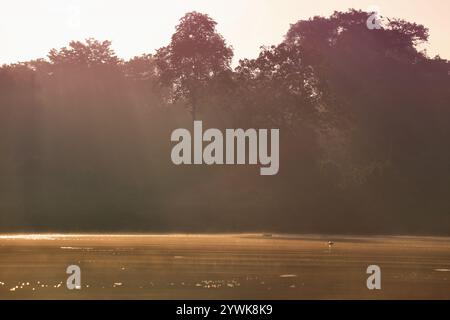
xmin=155 ymin=11 xmax=233 ymax=119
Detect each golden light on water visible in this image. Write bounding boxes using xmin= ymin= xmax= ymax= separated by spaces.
xmin=0 ymin=234 xmax=449 ymax=299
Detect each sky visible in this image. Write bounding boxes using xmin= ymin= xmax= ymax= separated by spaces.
xmin=1 ymin=0 xmax=449 ymax=66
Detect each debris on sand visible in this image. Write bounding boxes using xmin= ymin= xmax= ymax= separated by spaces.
xmin=280 ymin=274 xmax=297 ymax=278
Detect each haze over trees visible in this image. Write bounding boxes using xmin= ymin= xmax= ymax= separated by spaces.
xmin=0 ymin=10 xmax=449 ymax=234
xmin=155 ymin=12 xmax=233 ymax=120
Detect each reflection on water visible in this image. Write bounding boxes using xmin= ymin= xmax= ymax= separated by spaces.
xmin=0 ymin=234 xmax=66 ymax=240
xmin=6 ymin=281 xmax=63 ymax=292
xmin=0 ymin=234 xmax=450 ymax=299
xmin=434 ymin=269 xmax=450 ymax=272
xmin=0 ymin=234 xmax=237 ymax=240
xmin=195 ymin=279 xmax=241 ymax=289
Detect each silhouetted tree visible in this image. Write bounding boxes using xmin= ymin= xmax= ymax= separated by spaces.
xmin=155 ymin=12 xmax=233 ymax=119
xmin=124 ymin=54 xmax=157 ymax=81
xmin=236 ymin=43 xmax=322 ymax=129
xmin=48 ymin=38 xmax=121 ymax=68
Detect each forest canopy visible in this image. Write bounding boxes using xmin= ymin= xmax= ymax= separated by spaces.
xmin=0 ymin=10 xmax=449 ymax=234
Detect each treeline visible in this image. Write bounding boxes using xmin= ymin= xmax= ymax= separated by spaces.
xmin=0 ymin=10 xmax=449 ymax=234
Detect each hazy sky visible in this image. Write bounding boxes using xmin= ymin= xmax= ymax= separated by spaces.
xmin=1 ymin=0 xmax=449 ymax=66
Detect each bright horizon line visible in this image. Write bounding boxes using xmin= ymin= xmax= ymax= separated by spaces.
xmin=0 ymin=233 xmax=448 ymax=240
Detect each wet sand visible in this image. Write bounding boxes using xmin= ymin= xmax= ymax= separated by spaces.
xmin=0 ymin=234 xmax=449 ymax=299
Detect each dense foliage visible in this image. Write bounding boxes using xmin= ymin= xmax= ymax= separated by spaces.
xmin=1 ymin=11 xmax=449 ymax=234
